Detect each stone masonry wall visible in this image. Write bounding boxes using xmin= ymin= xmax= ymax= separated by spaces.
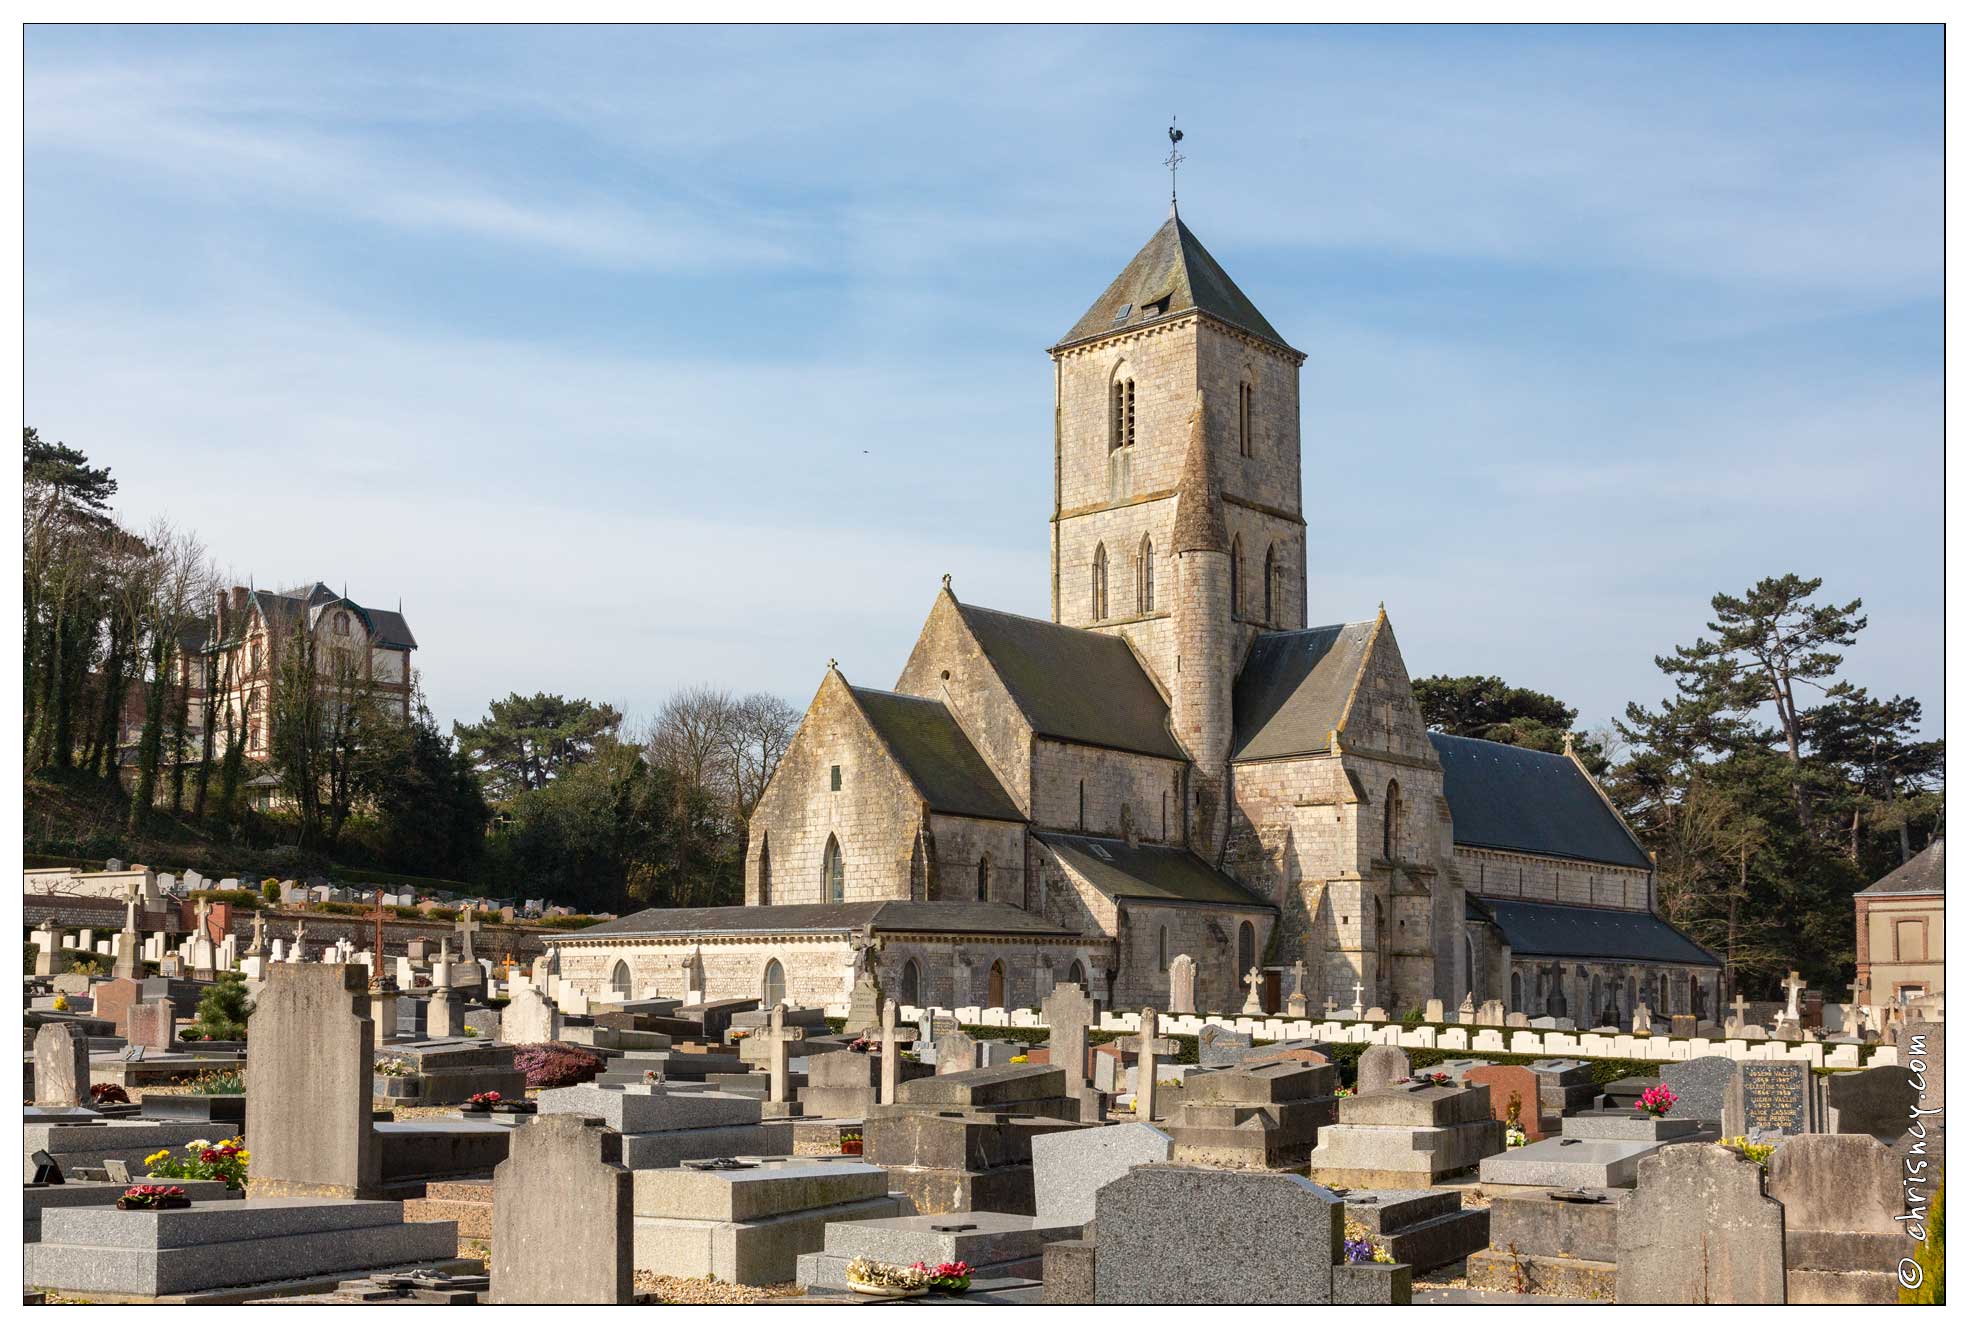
xmin=747 ymin=671 xmax=925 ymax=906
xmin=925 ymin=814 xmax=1030 ymax=906
xmin=894 ymin=590 xmax=1039 ymax=814
xmin=1459 ymin=846 xmax=1651 ymax=911
xmin=1028 ymin=739 xmax=1187 ymax=841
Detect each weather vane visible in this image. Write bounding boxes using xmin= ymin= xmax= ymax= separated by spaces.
xmin=1165 ymin=121 xmax=1186 ymax=209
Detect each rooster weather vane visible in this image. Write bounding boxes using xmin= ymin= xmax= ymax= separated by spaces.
xmin=1165 ymin=122 xmax=1186 ymax=208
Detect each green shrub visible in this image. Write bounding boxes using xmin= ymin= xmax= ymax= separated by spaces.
xmin=190 ymin=973 xmax=254 ymax=1041
xmin=1901 ymin=1174 xmax=1943 ymax=1304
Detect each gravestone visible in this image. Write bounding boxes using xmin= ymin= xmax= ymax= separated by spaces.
xmin=34 ymin=1023 xmax=91 ymax=1108
xmin=1167 ymin=954 xmax=1196 ymax=1014
xmin=246 ymin=962 xmax=382 ymax=1199
xmin=1727 ymin=1061 xmax=1810 ymax=1137
xmin=1423 ymin=998 xmax=1445 ymax=1024
xmin=1032 ymin=1122 xmax=1173 ymax=1226
xmin=1615 ymin=1143 xmax=1784 ymax=1304
xmin=1197 ymin=1022 xmax=1254 ymax=1067
xmin=1093 ymin=1165 xmax=1405 ymax=1304
xmin=937 ymin=1029 xmax=979 ymax=1075
xmin=1766 ymin=1132 xmax=1903 ymax=1304
xmin=500 ymin=984 xmax=562 ymax=1044
xmin=125 ymin=998 xmax=177 ymax=1051
xmin=1463 ymin=1063 xmax=1548 ymax=1141
xmin=1355 ymin=1044 xmax=1411 ymax=1092
xmin=1040 ymin=981 xmax=1095 ymax=1113
xmin=491 ymin=1114 xmax=632 ymax=1304
xmin=91 ymin=976 xmax=144 ymax=1034
xmin=1660 ymin=1055 xmax=1737 ymax=1125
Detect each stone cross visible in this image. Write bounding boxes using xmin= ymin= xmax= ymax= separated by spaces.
xmin=1242 ymin=966 xmax=1265 ymax=1015
xmin=1135 ymin=1007 xmax=1161 ymax=1122
xmin=249 ymin=911 xmax=267 ymax=954
xmin=1729 ymin=992 xmax=1749 ymax=1030
xmin=878 ymin=999 xmax=900 ymax=1105
xmin=123 ymin=895 xmax=141 ymax=934
xmin=1288 ymin=960 xmax=1307 ymax=999
xmin=1781 ymin=970 xmax=1806 ymax=1020
xmin=1846 ymin=979 xmax=1866 ymax=1035
xmin=765 ymin=1002 xmax=795 ymax=1104
xmin=1041 ymin=980 xmax=1094 ymax=1100
xmin=1323 ymin=995 xmax=1339 ymax=1017
xmin=1351 ymin=981 xmax=1365 ymax=1019
xmin=193 ymin=896 xmax=212 ymax=937
xmin=367 ymin=890 xmax=392 ymax=989
xmin=455 ymin=906 xmax=479 ymax=963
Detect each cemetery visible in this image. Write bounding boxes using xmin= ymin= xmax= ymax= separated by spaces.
xmin=19 ymin=898 xmax=1944 ymax=1306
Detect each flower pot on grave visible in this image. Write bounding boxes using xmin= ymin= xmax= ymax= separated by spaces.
xmin=841 ymin=1138 xmax=863 ymax=1156
xmin=844 ymin=1279 xmax=926 ymax=1299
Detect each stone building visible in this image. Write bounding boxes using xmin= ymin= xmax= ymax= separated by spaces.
xmin=1854 ymin=838 xmax=1944 ymax=1008
xmin=569 ymin=203 xmax=1719 ymax=1020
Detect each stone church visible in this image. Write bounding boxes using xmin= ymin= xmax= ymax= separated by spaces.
xmin=567 ymin=204 xmax=1721 ymax=1025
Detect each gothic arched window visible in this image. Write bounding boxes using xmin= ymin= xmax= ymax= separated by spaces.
xmin=987 ymin=961 xmax=1006 ymax=1008
xmin=1110 ymin=377 xmax=1136 ymax=451
xmin=1138 ymin=536 xmax=1155 ymax=613
xmin=1263 ymin=544 xmax=1277 ymax=625
xmin=1237 ymin=921 xmax=1255 ymax=976
xmin=1092 ymin=544 xmax=1109 ymax=620
xmin=757 ymin=833 xmax=772 ymax=906
xmin=977 ymin=854 xmax=991 ymax=902
xmin=763 ymin=959 xmax=786 ymax=1007
xmin=609 ymin=960 xmax=631 ymax=997
xmin=900 ymin=959 xmax=921 ymax=1007
xmin=1068 ymin=959 xmax=1086 ymax=988
xmin=822 ymin=835 xmax=844 ymax=903
xmin=1230 ymin=537 xmax=1243 ymax=615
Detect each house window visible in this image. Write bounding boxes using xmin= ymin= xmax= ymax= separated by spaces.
xmin=823 ymin=835 xmax=844 ymax=903
xmin=1230 ymin=537 xmax=1243 ymax=614
xmin=977 ymin=854 xmax=991 ymax=902
xmin=333 ymin=611 xmax=351 ymax=636
xmin=1138 ymin=537 xmax=1155 ymax=613
xmin=1092 ymin=544 xmax=1109 ymax=620
xmin=1238 ymin=381 xmax=1254 ymax=457
xmin=1896 ymin=918 xmax=1926 ymax=961
xmin=1110 ymin=378 xmax=1136 ymax=451
xmin=830 ymin=764 xmax=841 ymax=792
xmin=763 ymin=959 xmax=786 ymax=1007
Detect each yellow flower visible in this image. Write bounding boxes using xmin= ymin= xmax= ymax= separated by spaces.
xmin=143 ymin=1150 xmax=169 ymax=1166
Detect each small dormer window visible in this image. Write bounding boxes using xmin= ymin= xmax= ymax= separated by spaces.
xmin=1110 ymin=303 xmax=1133 ymax=326
xmin=333 ymin=611 xmax=351 ymax=636
xmin=1142 ymin=294 xmax=1171 ymax=318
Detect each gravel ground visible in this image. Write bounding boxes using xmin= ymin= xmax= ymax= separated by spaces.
xmin=634 ymin=1273 xmax=803 ymax=1304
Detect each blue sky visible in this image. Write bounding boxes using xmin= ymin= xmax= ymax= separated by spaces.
xmin=25 ymin=24 xmax=1942 ymax=741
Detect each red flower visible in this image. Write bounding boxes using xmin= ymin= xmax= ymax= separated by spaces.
xmin=199 ymin=1149 xmax=221 ymax=1164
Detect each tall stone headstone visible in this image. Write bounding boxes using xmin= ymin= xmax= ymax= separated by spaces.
xmin=1356 ymin=1044 xmax=1412 ymax=1093
xmin=33 ymin=1023 xmax=91 ymax=1108
xmin=491 ymin=1114 xmax=632 ymax=1304
xmin=1093 ymin=1166 xmax=1355 ymax=1304
xmin=1614 ymin=1143 xmax=1784 ymax=1304
xmin=426 ymin=987 xmax=460 ymax=1039
xmin=245 ymin=963 xmax=382 ymax=1199
xmin=878 ymin=999 xmax=901 ymax=1105
xmin=1040 ymin=981 xmax=1094 ymax=1105
xmin=845 ymin=970 xmax=883 ymax=1035
xmin=1167 ymin=955 xmax=1196 ymax=1014
xmin=113 ymin=895 xmax=142 ymax=980
xmin=1765 ymin=1133 xmax=1904 ymax=1304
xmin=32 ymin=918 xmax=64 ymax=976
xmin=1135 ymin=1007 xmax=1161 ymax=1121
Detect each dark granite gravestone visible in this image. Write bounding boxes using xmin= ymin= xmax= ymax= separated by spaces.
xmin=1660 ymin=1056 xmax=1737 ymax=1126
xmin=1197 ymin=1024 xmax=1255 ymax=1068
xmin=1823 ymin=1064 xmax=1921 ymax=1142
xmin=1728 ymin=1061 xmax=1810 ymax=1137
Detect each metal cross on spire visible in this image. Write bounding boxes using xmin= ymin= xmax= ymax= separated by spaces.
xmin=1165 ymin=120 xmax=1186 ymax=211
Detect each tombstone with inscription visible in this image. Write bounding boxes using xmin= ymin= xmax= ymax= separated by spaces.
xmin=1726 ymin=1060 xmax=1814 ymax=1138
xmin=1167 ymin=954 xmax=1196 ymax=1014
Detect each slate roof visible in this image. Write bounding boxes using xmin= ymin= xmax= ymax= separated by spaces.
xmin=1432 ymin=733 xmax=1652 ymax=870
xmin=850 ymin=686 xmax=1024 ymax=823
xmin=1472 ymin=897 xmax=1721 ymax=968
xmin=568 ymin=901 xmax=1076 ymax=939
xmin=1231 ymin=621 xmax=1378 ymax=762
xmin=956 ymin=602 xmax=1186 ymax=760
xmin=1035 ymin=832 xmax=1275 ymax=910
xmin=1856 ymin=838 xmax=1944 ymax=897
xmin=1055 ymin=212 xmax=1294 ymax=355
xmin=227 ymin=583 xmax=418 ymax=651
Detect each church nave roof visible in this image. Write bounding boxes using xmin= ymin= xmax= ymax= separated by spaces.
xmin=848 ymin=686 xmax=1025 ymax=823
xmin=1036 ymin=831 xmax=1276 ymax=910
xmin=1231 ymin=620 xmax=1379 ymax=762
xmin=1431 ymin=732 xmax=1652 ymax=871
